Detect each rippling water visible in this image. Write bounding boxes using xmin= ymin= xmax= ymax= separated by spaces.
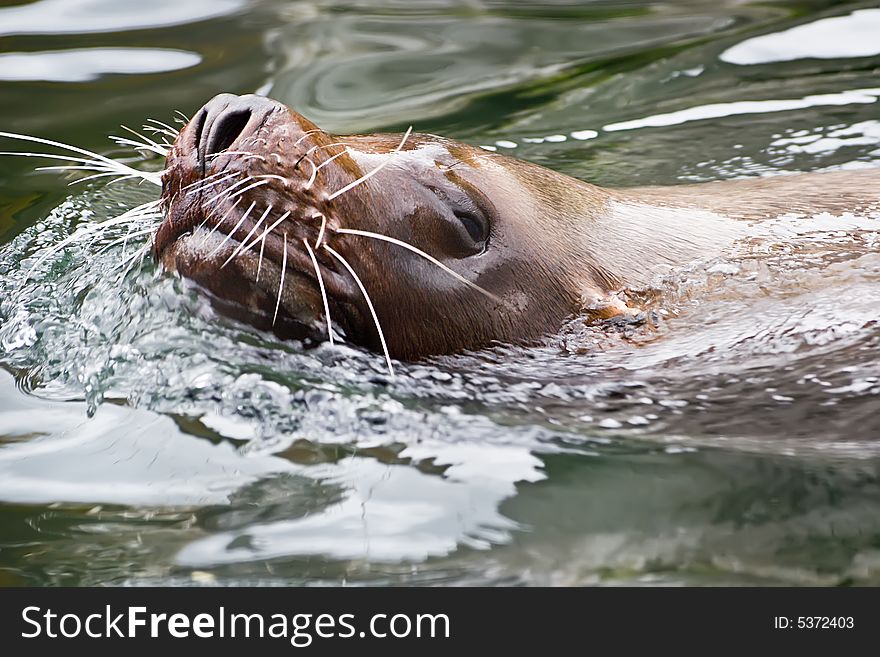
xmin=1 ymin=0 xmax=880 ymax=586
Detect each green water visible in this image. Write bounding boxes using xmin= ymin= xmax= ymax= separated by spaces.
xmin=1 ymin=0 xmax=880 ymax=586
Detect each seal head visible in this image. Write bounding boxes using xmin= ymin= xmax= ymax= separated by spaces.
xmin=155 ymin=93 xmax=604 ymax=359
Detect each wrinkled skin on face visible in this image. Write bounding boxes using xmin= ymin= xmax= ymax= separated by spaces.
xmin=155 ymin=93 xmax=598 ymax=359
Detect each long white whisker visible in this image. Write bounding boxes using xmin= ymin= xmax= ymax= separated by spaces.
xmin=303 ymin=239 xmax=334 ymax=347
xmin=0 ymin=132 xmax=160 ymax=186
xmin=315 ymin=148 xmax=348 ymax=171
xmin=207 ymin=150 xmax=267 ymax=163
xmin=1 ymin=151 xmax=118 ymax=169
xmin=324 ymin=244 xmax=394 ymax=376
xmin=116 ymin=242 xmax=151 ymax=278
xmin=34 ymin=165 xmax=161 ymax=186
xmin=221 ymin=206 xmax=279 ymax=268
xmin=225 ymin=178 xmax=270 ymax=201
xmin=335 ymin=228 xmax=499 ymax=301
xmin=207 ymin=201 xmax=262 ymax=259
xmin=293 ymin=129 xmax=326 ymax=147
xmin=328 ymin=126 xmax=411 ymax=201
xmin=144 ymin=118 xmax=179 ymax=138
xmin=70 ymin=172 xmax=144 ymax=186
xmin=110 ymin=136 xmax=168 ymax=157
xmin=183 ymin=171 xmax=240 ymax=195
xmin=273 ymin=233 xmax=288 ymax=326
xmin=257 ymin=230 xmax=268 ymax=283
xmin=201 ymin=200 xmax=254 ymax=248
xmin=142 ymin=126 xmax=178 ymax=141
xmin=23 ymin=200 xmax=161 ymax=280
xmin=302 ymin=141 xmax=352 ymax=159
xmin=182 ymin=170 xmax=229 ymax=190
xmin=146 ymin=118 xmax=179 ymax=133
xmin=314 ymin=213 xmax=327 ymax=249
xmin=256 ymin=173 xmax=288 ymax=184
xmin=2 ymin=151 xmax=158 ymax=184
xmin=186 ymin=174 xmax=242 ymax=198
xmin=304 ymin=158 xmax=318 ymax=189
xmin=36 ymin=163 xmax=118 ymax=173
xmin=204 ymin=175 xmax=255 ymax=206
xmin=238 ymin=211 xmax=290 ymax=257
xmin=96 ymin=227 xmax=156 ymax=255
xmin=197 ymin=197 xmax=241 ymax=235
xmin=117 ymin=125 xmax=169 ymax=156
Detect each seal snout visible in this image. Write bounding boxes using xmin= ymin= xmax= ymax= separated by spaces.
xmin=194 ymin=94 xmax=283 ymax=170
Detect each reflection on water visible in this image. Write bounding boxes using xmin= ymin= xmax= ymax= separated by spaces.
xmin=0 ymin=0 xmax=247 ymax=36
xmin=721 ymin=8 xmax=880 ymax=64
xmin=0 ymin=48 xmax=201 ymax=82
xmin=1 ymin=0 xmax=880 ymax=586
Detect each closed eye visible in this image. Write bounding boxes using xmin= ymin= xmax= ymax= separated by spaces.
xmin=454 ymin=209 xmax=488 ymax=244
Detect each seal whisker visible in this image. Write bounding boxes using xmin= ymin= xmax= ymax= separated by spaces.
xmin=255 ymin=173 xmax=288 ymax=184
xmin=235 ymin=211 xmax=292 ymax=277
xmin=138 ymin=125 xmax=176 ymax=148
xmin=69 ymin=172 xmax=146 ymax=186
xmin=0 ymin=142 xmax=158 ymax=185
xmin=224 ymin=178 xmax=271 ymax=202
xmin=35 ymin=163 xmax=126 ymax=174
xmin=295 ymin=142 xmax=351 ymax=170
xmin=315 ymin=149 xmax=348 ymax=172
xmin=324 ymin=244 xmax=394 ymax=376
xmin=23 ymin=200 xmax=161 ymax=281
xmin=173 ymin=110 xmax=191 ymax=124
xmin=273 ymin=233 xmax=288 ymax=326
xmin=303 ymin=239 xmax=334 ymax=346
xmin=3 ymin=151 xmax=125 ymax=171
xmin=115 ymin=125 xmax=170 ymax=157
xmin=32 ymin=165 xmax=156 ymax=187
xmin=220 ymin=206 xmax=278 ymax=268
xmin=257 ymin=230 xmax=267 ymax=283
xmin=141 ymin=123 xmax=180 ymax=140
xmin=109 ymin=136 xmax=168 ymax=158
xmin=147 ymin=118 xmax=179 ymax=133
xmin=0 ymin=132 xmax=141 ymax=176
xmin=252 ymin=212 xmax=293 ymax=282
xmin=314 ymin=213 xmax=327 ymax=249
xmin=203 ymin=175 xmax=257 ymax=206
xmin=335 ymin=227 xmax=500 ymax=301
xmin=206 ymin=201 xmax=257 ymax=259
xmin=197 ymin=197 xmax=241 ymax=236
xmin=304 ymin=158 xmax=318 ymax=189
xmin=35 ymin=165 xmax=161 ymax=188
xmin=87 ymin=210 xmax=163 ymax=249
xmin=201 ymin=200 xmax=254 ymax=247
xmin=182 ymin=170 xmax=239 ymax=193
xmin=186 ymin=173 xmax=243 ymax=200
xmin=207 ymin=150 xmax=267 ymax=163
xmin=143 ymin=118 xmax=179 ymax=138
xmin=328 ymin=127 xmax=412 ymax=201
xmin=96 ymin=227 xmax=157 ymax=255
xmin=115 ymin=241 xmax=151 ymax=278
xmin=292 ymin=129 xmax=326 ymax=147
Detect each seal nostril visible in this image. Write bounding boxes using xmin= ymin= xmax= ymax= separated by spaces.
xmin=192 ymin=108 xmax=207 ymax=150
xmin=204 ymin=109 xmax=252 ymax=159
xmin=191 ymin=108 xmax=208 ymax=173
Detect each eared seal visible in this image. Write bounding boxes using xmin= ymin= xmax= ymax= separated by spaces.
xmin=154 ymin=93 xmax=880 ymax=365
